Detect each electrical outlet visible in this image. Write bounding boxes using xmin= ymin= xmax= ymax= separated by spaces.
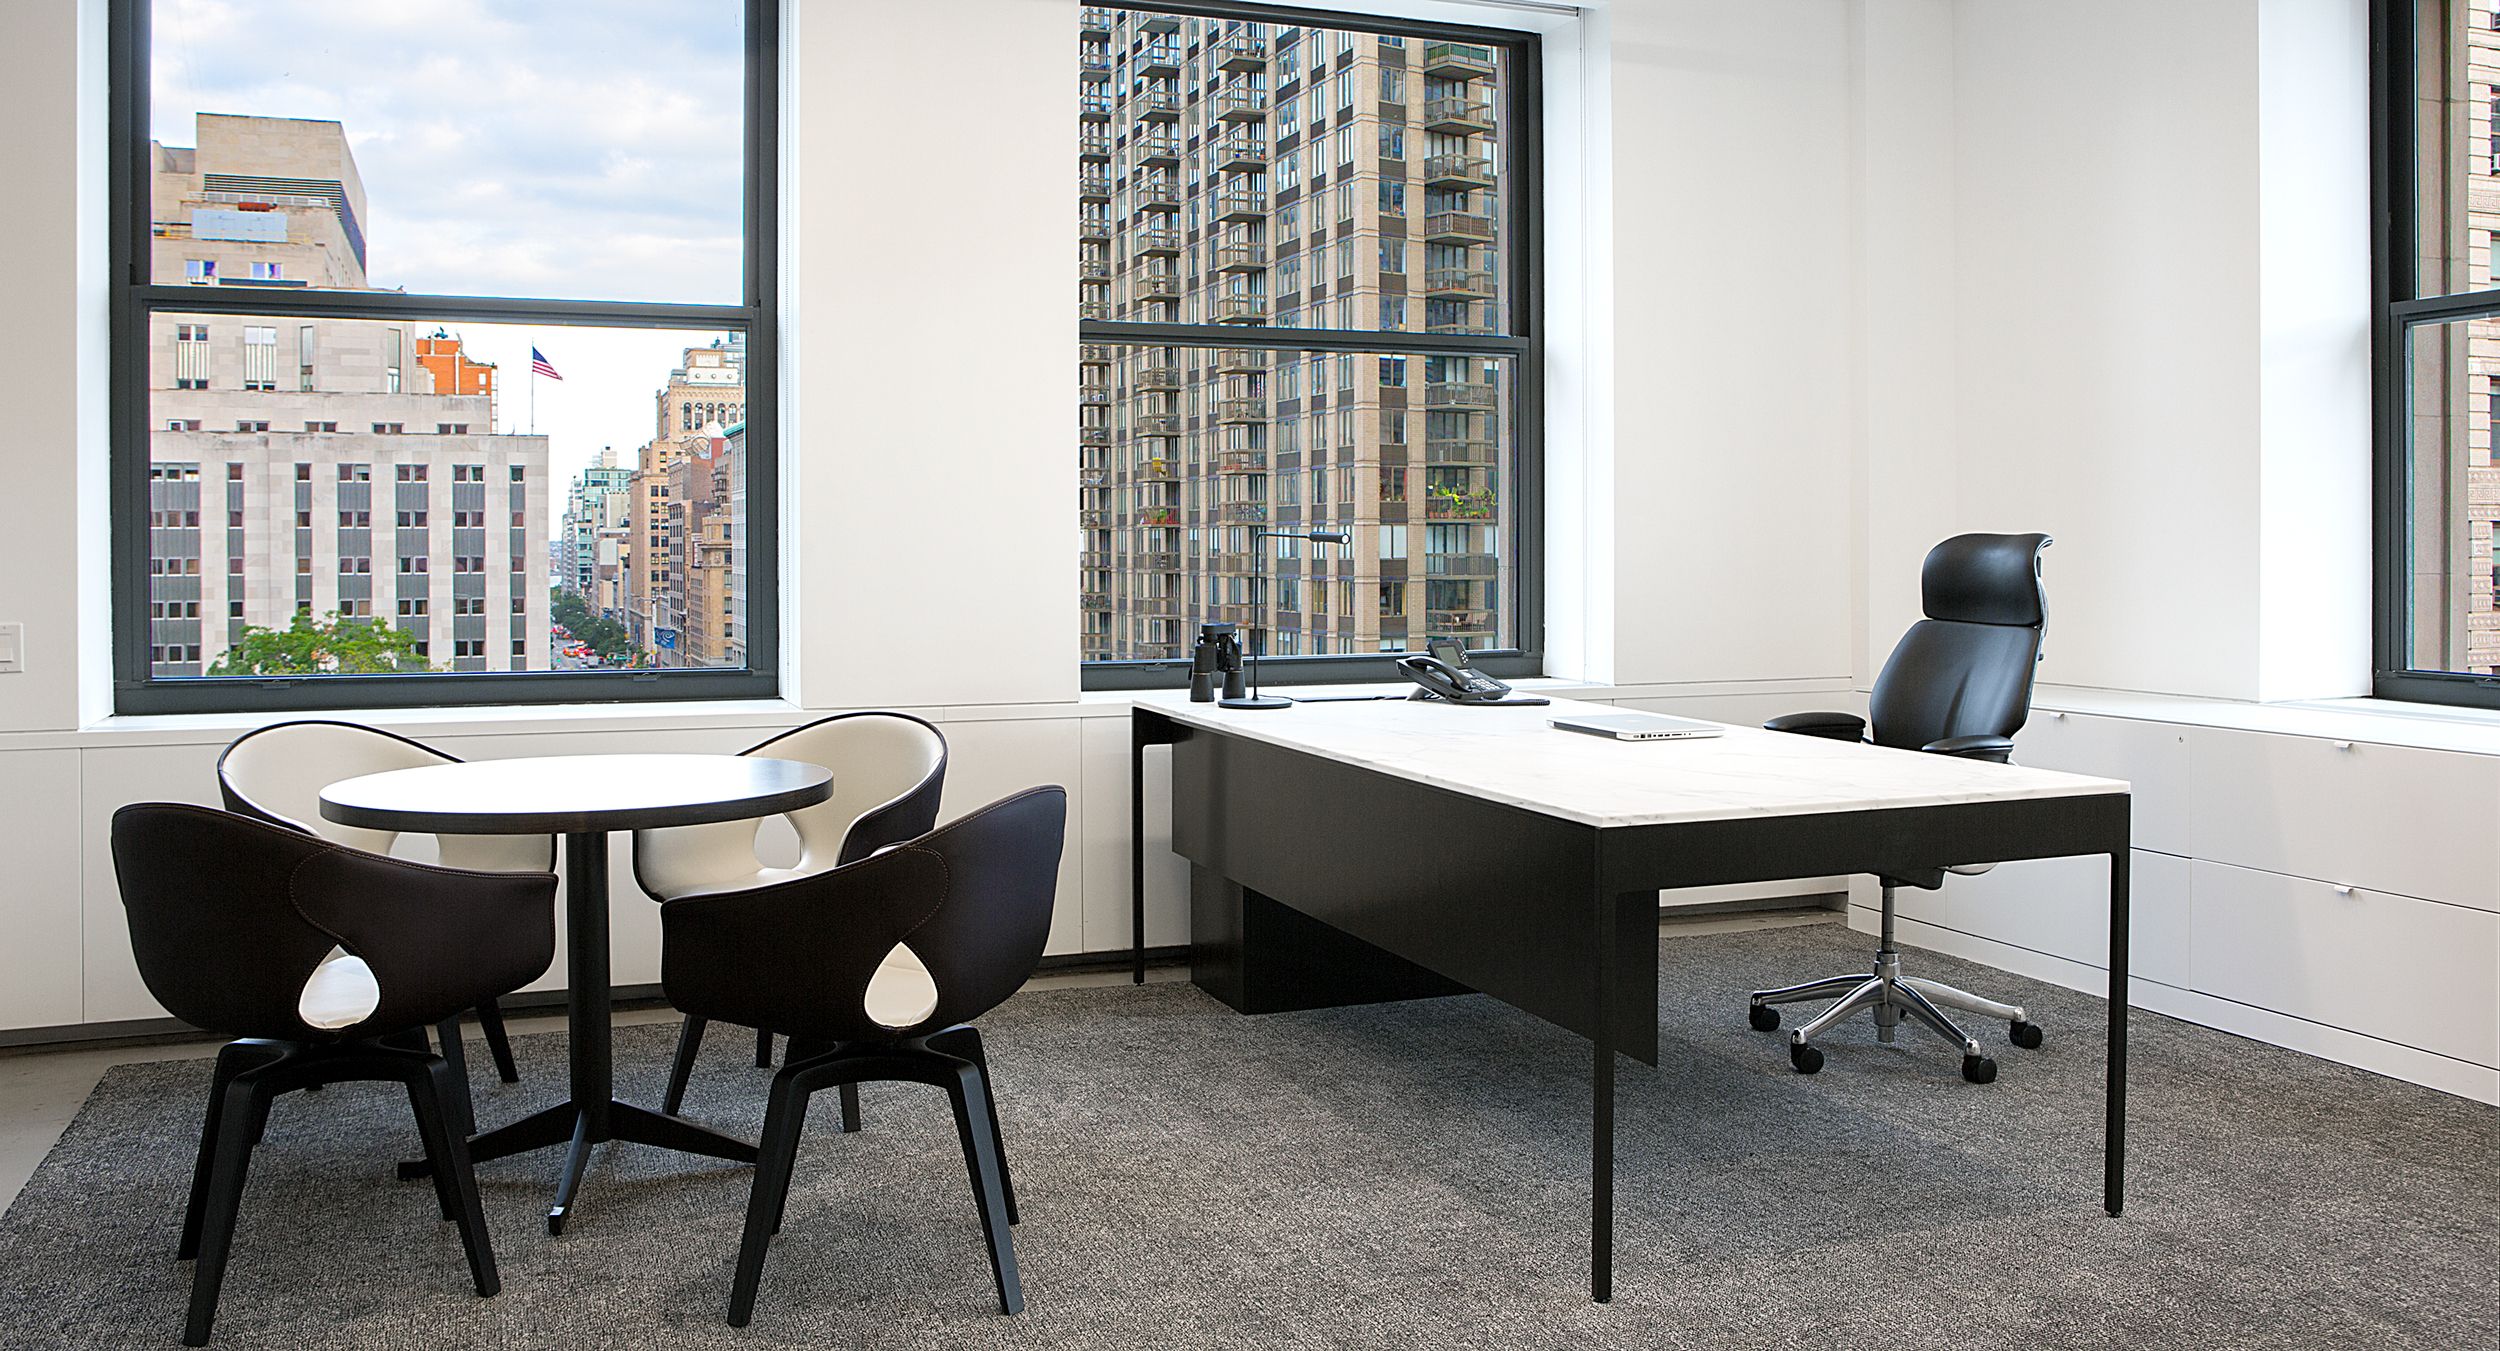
xmin=0 ymin=623 xmax=22 ymax=674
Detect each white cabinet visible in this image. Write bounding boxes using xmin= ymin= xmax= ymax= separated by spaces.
xmin=2190 ymin=728 xmax=2500 ymax=915
xmin=0 ymin=749 xmax=84 ymax=1030
xmin=1889 ymin=849 xmax=2190 ymax=990
xmin=2190 ymin=860 xmax=2500 ymax=1069
xmin=2014 ymin=710 xmax=2190 ymax=856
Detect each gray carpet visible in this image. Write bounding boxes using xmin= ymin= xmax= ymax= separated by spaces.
xmin=2 ymin=923 xmax=2495 ymax=1350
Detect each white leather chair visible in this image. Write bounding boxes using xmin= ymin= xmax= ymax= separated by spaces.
xmin=218 ymin=721 xmax=556 ymax=1095
xmin=634 ymin=711 xmax=949 ymax=1115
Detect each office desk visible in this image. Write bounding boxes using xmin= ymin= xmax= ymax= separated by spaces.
xmin=1127 ymin=692 xmax=2131 ymax=1302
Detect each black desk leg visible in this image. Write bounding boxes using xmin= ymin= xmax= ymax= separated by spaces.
xmin=2105 ymin=847 xmax=2130 ymax=1218
xmin=1131 ymin=714 xmax=1149 ymax=985
xmin=1590 ymin=886 xmax=1619 ymax=1305
xmin=550 ymin=830 xmax=611 ymax=1234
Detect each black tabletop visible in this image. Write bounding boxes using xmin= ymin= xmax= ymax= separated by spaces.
xmin=318 ymin=753 xmax=834 ymax=835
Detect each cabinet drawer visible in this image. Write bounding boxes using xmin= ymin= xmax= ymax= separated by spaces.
xmin=2189 ymin=860 xmax=2500 ymax=1068
xmin=1891 ymin=849 xmax=2189 ymax=989
xmin=2189 ymin=728 xmax=2500 ymax=913
xmin=2014 ymin=711 xmax=2189 ymax=856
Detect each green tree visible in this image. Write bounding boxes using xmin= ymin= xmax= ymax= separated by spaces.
xmin=208 ymin=611 xmax=431 ymax=676
xmin=549 ymin=588 xmax=636 ymax=666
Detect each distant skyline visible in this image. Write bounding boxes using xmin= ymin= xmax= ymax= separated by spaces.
xmin=151 ymin=0 xmax=747 ymax=486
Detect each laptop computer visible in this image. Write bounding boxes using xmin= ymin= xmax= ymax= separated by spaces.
xmin=1549 ymin=711 xmax=1727 ymax=742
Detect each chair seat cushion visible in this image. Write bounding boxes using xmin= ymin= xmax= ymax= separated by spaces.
xmin=866 ymin=948 xmax=939 ymax=1030
xmin=297 ymin=948 xmax=381 ymax=1030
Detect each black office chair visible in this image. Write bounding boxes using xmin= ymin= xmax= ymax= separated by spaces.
xmin=660 ymin=786 xmax=1067 ymax=1326
xmin=1747 ymin=533 xmax=2053 ymax=1084
xmin=110 ymin=804 xmax=557 ymax=1346
xmin=219 ymin=720 xmax=557 ymax=1091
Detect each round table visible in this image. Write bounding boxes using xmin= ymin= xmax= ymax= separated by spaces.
xmin=321 ymin=753 xmax=833 ymax=1235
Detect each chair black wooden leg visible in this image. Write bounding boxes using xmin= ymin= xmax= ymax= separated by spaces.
xmin=405 ymin=1059 xmax=498 ymax=1297
xmin=433 ymin=1016 xmax=477 ymax=1144
xmin=729 ymin=1072 xmax=812 ymax=1327
xmin=838 ymin=1082 xmax=862 ymax=1134
xmin=182 ymin=1077 xmax=267 ymax=1347
xmin=930 ymin=1027 xmax=1015 ymax=1224
xmin=474 ymin=998 xmax=520 ymax=1085
xmin=945 ymin=1061 xmax=1023 ymax=1315
xmin=179 ymin=1042 xmax=275 ymax=1261
xmin=754 ymin=1026 xmax=774 ymax=1069
xmin=784 ymin=1040 xmax=859 ymax=1133
xmin=663 ymin=1016 xmax=708 ymax=1117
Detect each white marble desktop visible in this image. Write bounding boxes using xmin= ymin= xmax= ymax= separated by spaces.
xmin=1138 ymin=692 xmax=2129 ymax=829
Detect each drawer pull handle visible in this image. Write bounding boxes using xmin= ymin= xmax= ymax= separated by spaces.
xmin=2048 ymin=711 xmax=2066 ymax=721
xmin=2333 ymin=886 xmax=2355 ymax=897
xmin=2332 ymin=741 xmax=2354 ymax=751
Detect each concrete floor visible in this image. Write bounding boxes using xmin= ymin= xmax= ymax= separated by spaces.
xmin=0 ymin=910 xmax=1835 ymax=1215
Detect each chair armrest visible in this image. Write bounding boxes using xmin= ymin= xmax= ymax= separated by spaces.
xmin=1763 ymin=711 xmax=1867 ymax=741
xmin=1922 ymin=734 xmax=2015 ymax=763
xmin=289 ymin=848 xmax=557 ymax=1033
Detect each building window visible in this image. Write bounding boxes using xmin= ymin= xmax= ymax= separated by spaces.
xmin=111 ymin=0 xmax=780 ymax=712
xmin=2376 ymin=1 xmax=2500 ymax=706
xmin=1076 ymin=4 xmax=1538 ymax=684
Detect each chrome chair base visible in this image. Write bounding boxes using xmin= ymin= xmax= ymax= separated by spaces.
xmin=1749 ymin=882 xmax=2042 ymax=1084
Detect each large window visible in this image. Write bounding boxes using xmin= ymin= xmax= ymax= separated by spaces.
xmin=2377 ymin=0 xmax=2500 ymax=705
xmin=111 ymin=0 xmax=778 ymax=712
xmin=1077 ymin=4 xmax=1540 ymax=686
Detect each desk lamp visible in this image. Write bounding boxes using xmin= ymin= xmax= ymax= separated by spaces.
xmin=1221 ymin=527 xmax=1351 ymax=710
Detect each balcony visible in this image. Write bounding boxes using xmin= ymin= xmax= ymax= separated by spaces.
xmin=1135 ymin=550 xmax=1182 ymax=571
xmin=1425 ymin=552 xmax=1500 ymax=577
xmin=1134 ymin=272 xmax=1182 ymax=301
xmin=1132 ymin=87 xmax=1180 ymax=121
xmin=1080 ymin=48 xmax=1113 ymax=81
xmin=1215 ymin=82 xmax=1267 ymax=121
xmin=1423 ymin=210 xmax=1497 ymax=243
xmin=1081 ymin=426 xmax=1111 ymax=445
xmin=1080 ymin=343 xmax=1114 ymax=366
xmin=1218 ymin=349 xmax=1270 ymax=374
xmin=1423 ymin=96 xmax=1494 ymax=133
xmin=1216 ymin=33 xmax=1267 ymax=71
xmin=1079 ymin=509 xmax=1110 ymax=528
xmin=1215 ymin=239 xmax=1268 ymax=272
xmin=1220 ymin=502 xmax=1269 ymax=524
xmin=1135 ymin=224 xmax=1181 ymax=254
xmin=1080 ymin=298 xmax=1111 ymax=321
xmin=1425 ymin=265 xmax=1496 ymax=298
xmin=1131 ymin=131 xmax=1180 ymax=166
xmin=1136 ymin=456 xmax=1179 ymax=481
xmin=1080 ymin=93 xmax=1114 ymax=121
xmin=1424 ymin=153 xmax=1495 ymax=187
xmin=1214 ymin=293 xmax=1269 ymax=324
xmin=1215 ymin=187 xmax=1267 ymax=221
xmin=1080 ymin=7 xmax=1113 ymax=36
xmin=1138 ymin=506 xmax=1181 ymax=526
xmin=1078 ymin=466 xmax=1108 ymax=486
xmin=1426 ymin=436 xmax=1497 ymax=464
xmin=1081 ymin=256 xmax=1110 ymax=281
xmin=1218 ymin=449 xmax=1268 ymax=473
xmin=1081 ymin=589 xmax=1111 ymax=610
xmin=1139 ymin=12 xmax=1179 ymax=33
xmin=1426 ymin=608 xmax=1496 ymax=635
xmin=1135 ymin=180 xmax=1181 ymax=212
xmin=1080 ymin=127 xmax=1113 ymax=159
xmin=1424 ymin=41 xmax=1497 ymax=80
xmin=1214 ymin=133 xmax=1267 ymax=171
xmin=1079 ymin=382 xmax=1111 ymax=406
xmin=1134 ymin=363 xmax=1180 ymax=390
xmin=1080 ymin=216 xmax=1111 ymax=242
xmin=1216 ymin=396 xmax=1267 ymax=423
xmin=1426 ymin=381 xmax=1497 ymax=410
xmin=1133 ymin=595 xmax=1184 ymax=617
xmin=1135 ymin=413 xmax=1182 ymax=437
xmin=1079 ymin=168 xmax=1113 ymax=200
xmin=1424 ymin=490 xmax=1498 ymax=521
xmin=1137 ymin=42 xmax=1181 ymax=78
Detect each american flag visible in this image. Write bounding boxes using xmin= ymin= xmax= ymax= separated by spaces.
xmin=530 ymin=347 xmax=563 ymax=381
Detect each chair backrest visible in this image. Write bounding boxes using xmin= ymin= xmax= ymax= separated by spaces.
xmin=750 ymin=712 xmax=950 ymax=868
xmin=1866 ymin=533 xmax=2051 ymax=752
xmin=660 ymin=786 xmax=1066 ymax=1044
xmin=219 ymin=720 xmax=553 ymax=872
xmin=110 ymin=803 xmax=555 ymax=1042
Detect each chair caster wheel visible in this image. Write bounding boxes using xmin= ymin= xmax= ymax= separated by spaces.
xmin=2009 ymin=1019 xmax=2044 ymax=1050
xmin=1748 ymin=1003 xmax=1780 ymax=1033
xmin=1961 ymin=1054 xmax=1998 ymax=1084
xmin=1789 ymin=1041 xmax=1824 ymax=1075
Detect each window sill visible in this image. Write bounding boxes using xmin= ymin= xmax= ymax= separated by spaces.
xmin=51 ymin=697 xmax=814 ymax=751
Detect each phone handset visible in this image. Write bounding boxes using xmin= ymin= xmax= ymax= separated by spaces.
xmin=1396 ymin=640 xmax=1548 ymax=706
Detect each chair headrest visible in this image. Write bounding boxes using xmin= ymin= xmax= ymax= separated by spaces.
xmin=1922 ymin=533 xmax=2051 ymax=628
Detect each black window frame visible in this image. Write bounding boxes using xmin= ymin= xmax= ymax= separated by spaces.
xmin=1078 ymin=0 xmax=1544 ymax=691
xmin=107 ymin=0 xmax=781 ymax=714
xmin=2372 ymin=0 xmax=2500 ymax=707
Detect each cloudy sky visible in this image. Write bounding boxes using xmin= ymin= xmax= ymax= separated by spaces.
xmin=153 ymin=0 xmax=748 ymax=485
